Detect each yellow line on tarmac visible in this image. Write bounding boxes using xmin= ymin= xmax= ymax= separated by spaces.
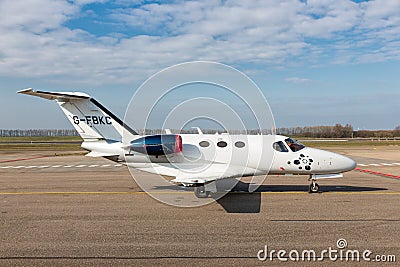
xmin=0 ymin=191 xmax=399 ymax=195
xmin=0 ymin=191 xmax=145 ymax=195
xmin=323 ymin=191 xmax=400 ymax=195
xmin=260 ymin=191 xmax=400 ymax=195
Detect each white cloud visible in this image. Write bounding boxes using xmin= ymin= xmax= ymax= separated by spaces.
xmin=285 ymin=77 xmax=314 ymax=84
xmin=0 ymin=0 xmax=399 ymax=85
xmin=0 ymin=0 xmax=77 ymax=33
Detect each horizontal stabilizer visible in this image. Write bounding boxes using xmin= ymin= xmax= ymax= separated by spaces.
xmin=18 ymin=88 xmax=90 ymax=100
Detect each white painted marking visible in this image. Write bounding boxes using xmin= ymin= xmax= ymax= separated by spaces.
xmin=76 ymin=165 xmax=87 ymax=168
xmin=380 ymin=163 xmax=393 ymax=166
xmin=368 ymin=164 xmax=380 ymax=166
xmin=12 ymin=166 xmax=25 ymax=169
xmin=393 ymin=163 xmax=400 ymax=166
xmin=1 ymin=163 xmax=124 ymax=170
xmin=357 ymin=164 xmax=368 ymax=167
xmin=88 ymin=164 xmax=99 ymax=168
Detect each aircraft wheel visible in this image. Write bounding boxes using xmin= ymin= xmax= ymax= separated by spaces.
xmin=309 ymin=182 xmax=320 ymax=193
xmin=194 ymin=186 xmax=210 ymax=198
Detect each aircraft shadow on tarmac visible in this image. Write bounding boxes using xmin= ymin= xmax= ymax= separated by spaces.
xmin=153 ymin=181 xmax=387 ymax=214
xmin=214 ymin=182 xmax=387 ymax=214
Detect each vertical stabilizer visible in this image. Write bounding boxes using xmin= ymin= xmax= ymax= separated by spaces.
xmin=18 ymin=88 xmax=137 ymax=141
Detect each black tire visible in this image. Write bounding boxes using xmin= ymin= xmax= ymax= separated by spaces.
xmin=309 ymin=182 xmax=320 ymax=193
xmin=194 ymin=186 xmax=210 ymax=198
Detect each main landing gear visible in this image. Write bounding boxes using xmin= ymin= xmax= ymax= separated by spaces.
xmin=308 ymin=176 xmax=320 ymax=193
xmin=194 ymin=185 xmax=210 ymax=198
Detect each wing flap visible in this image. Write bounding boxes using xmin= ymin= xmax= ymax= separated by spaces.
xmin=171 ymin=173 xmax=228 ymax=186
xmin=171 ymin=177 xmax=209 ymax=185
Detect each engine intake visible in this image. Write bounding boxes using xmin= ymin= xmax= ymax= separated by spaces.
xmin=129 ymin=134 xmax=182 ymax=156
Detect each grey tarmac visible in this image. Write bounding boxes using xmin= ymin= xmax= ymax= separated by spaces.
xmin=0 ymin=147 xmax=399 ymax=266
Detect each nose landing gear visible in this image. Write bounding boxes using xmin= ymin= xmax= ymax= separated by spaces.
xmin=308 ymin=176 xmax=320 ymax=193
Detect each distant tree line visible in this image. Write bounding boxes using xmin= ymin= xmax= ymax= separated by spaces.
xmin=276 ymin=124 xmax=354 ymax=138
xmin=277 ymin=124 xmax=400 ymax=138
xmin=141 ymin=129 xmax=274 ymax=135
xmin=355 ymin=129 xmax=400 ymax=138
xmin=0 ymin=129 xmax=79 ymax=137
xmin=2 ymin=125 xmax=400 ymax=138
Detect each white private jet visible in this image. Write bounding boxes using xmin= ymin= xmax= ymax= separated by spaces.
xmin=18 ymin=88 xmax=356 ymax=197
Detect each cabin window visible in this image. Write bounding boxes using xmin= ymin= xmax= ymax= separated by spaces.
xmin=234 ymin=141 xmax=245 ymax=148
xmin=199 ymin=141 xmax=210 ymax=147
xmin=217 ymin=141 xmax=228 ymax=148
xmin=285 ymin=138 xmax=305 ymax=152
xmin=273 ymin=141 xmax=289 ymax=152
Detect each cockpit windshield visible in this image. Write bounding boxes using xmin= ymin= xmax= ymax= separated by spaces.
xmin=285 ymin=138 xmax=305 ymax=152
xmin=273 ymin=141 xmax=289 ymax=152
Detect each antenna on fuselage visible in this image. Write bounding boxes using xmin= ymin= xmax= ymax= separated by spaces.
xmin=191 ymin=127 xmax=203 ymax=135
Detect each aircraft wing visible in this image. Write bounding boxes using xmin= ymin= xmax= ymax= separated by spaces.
xmin=171 ymin=166 xmax=259 ymax=186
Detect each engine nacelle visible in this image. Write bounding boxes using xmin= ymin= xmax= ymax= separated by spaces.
xmin=129 ymin=134 xmax=182 ymax=156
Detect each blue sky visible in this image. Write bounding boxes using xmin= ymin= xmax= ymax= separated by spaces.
xmin=0 ymin=0 xmax=399 ymax=130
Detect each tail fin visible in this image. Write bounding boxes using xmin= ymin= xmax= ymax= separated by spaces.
xmin=18 ymin=88 xmax=138 ymax=141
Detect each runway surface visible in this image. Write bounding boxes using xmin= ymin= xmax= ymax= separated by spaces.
xmin=0 ymin=147 xmax=399 ymax=266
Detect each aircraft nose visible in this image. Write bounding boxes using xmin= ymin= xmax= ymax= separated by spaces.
xmin=338 ymin=154 xmax=356 ymax=172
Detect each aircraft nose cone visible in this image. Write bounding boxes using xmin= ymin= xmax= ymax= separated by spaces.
xmin=340 ymin=155 xmax=356 ymax=172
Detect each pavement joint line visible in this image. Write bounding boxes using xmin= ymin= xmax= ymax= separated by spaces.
xmin=0 ymin=155 xmax=47 ymax=163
